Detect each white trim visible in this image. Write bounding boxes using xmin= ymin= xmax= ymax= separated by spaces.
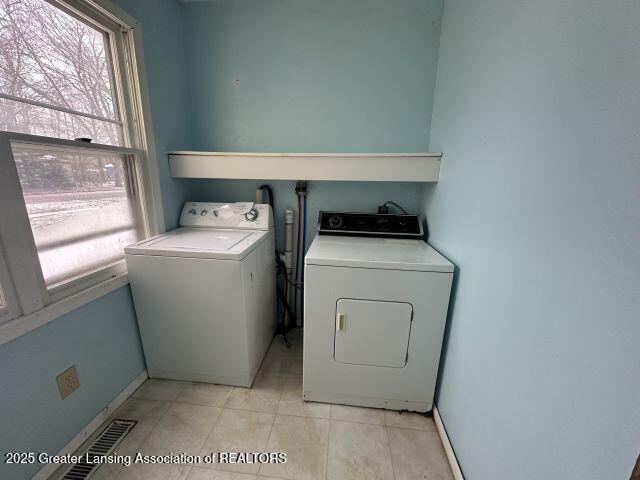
xmin=46 ymin=261 xmax=127 ymax=303
xmin=84 ymin=0 xmax=138 ymax=28
xmin=126 ymin=24 xmax=165 ymax=234
xmin=168 ymin=152 xmax=442 ymax=182
xmin=169 ymin=151 xmax=443 ymax=156
xmin=0 ymin=240 xmax=21 ymax=323
xmin=434 ymin=405 xmax=465 ymax=480
xmin=0 ymin=92 xmax=122 ymax=125
xmin=5 ymin=132 xmax=139 ymax=154
xmin=0 ymin=274 xmax=129 ymax=347
xmin=31 ymin=370 xmax=148 ymax=480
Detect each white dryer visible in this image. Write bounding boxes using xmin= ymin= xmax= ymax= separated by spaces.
xmin=303 ymin=212 xmax=453 ymax=412
xmin=125 ymin=202 xmax=276 ymax=387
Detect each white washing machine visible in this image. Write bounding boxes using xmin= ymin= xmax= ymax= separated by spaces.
xmin=125 ymin=202 xmax=276 ymax=388
xmin=303 ymin=212 xmax=453 ymax=412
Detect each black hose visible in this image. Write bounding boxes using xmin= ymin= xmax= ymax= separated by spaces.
xmin=383 ymin=200 xmax=409 ymax=214
xmin=260 ymin=184 xmax=296 ymax=345
xmin=259 ymin=184 xmax=274 ymax=213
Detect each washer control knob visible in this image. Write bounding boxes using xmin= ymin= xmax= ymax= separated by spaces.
xmin=200 ymin=209 xmax=208 ymax=216
xmin=188 ymin=209 xmax=197 ymax=215
xmin=245 ymin=208 xmax=259 ymax=222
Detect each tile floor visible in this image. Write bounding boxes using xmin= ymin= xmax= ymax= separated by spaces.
xmin=52 ymin=329 xmax=453 ymax=480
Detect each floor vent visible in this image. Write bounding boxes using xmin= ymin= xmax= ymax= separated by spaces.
xmin=61 ymin=419 xmax=136 ymax=480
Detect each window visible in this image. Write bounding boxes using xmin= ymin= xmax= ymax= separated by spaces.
xmin=0 ymin=0 xmax=162 ymax=333
xmin=0 ymin=0 xmax=122 ymax=144
xmin=13 ymin=143 xmax=142 ymax=289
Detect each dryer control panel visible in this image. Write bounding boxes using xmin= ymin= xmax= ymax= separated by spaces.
xmin=318 ymin=211 xmax=423 ymax=239
xmin=179 ymin=202 xmax=273 ymax=230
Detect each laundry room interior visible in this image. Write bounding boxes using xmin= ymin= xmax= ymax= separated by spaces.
xmin=0 ymin=0 xmax=638 ymax=480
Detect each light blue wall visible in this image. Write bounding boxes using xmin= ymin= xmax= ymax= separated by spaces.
xmin=0 ymin=2 xmax=190 ymax=479
xmin=0 ymin=287 xmax=145 ymax=480
xmin=181 ymin=0 xmax=443 ymax=246
xmin=113 ymin=0 xmax=193 ymax=230
xmin=182 ymin=0 xmax=442 ymax=153
xmin=424 ymin=1 xmax=640 ymax=479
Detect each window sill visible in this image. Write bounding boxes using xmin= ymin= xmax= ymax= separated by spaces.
xmin=0 ymin=273 xmax=129 ymax=347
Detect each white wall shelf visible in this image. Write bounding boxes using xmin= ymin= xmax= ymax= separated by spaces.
xmin=168 ymin=152 xmax=442 ymax=182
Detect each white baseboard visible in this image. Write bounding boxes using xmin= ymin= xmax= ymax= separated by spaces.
xmin=434 ymin=405 xmax=464 ymax=480
xmin=32 ymin=370 xmax=148 ymax=480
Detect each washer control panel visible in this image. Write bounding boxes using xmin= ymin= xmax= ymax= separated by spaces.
xmin=318 ymin=211 xmax=423 ymax=239
xmin=179 ymin=202 xmax=273 ymax=230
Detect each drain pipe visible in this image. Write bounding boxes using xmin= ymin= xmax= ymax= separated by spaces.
xmin=255 ymin=187 xmax=265 ymax=204
xmin=282 ymin=208 xmax=294 ymax=327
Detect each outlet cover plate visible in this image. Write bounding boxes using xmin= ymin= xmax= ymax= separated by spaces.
xmin=56 ymin=365 xmax=80 ymax=399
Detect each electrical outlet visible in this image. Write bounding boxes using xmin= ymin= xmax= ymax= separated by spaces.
xmin=56 ymin=365 xmax=80 ymax=399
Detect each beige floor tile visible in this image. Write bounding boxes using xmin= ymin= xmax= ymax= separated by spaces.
xmin=200 ymin=409 xmax=275 ymax=474
xmin=141 ymin=402 xmax=222 ymax=457
xmin=224 ymin=371 xmax=287 ymax=413
xmin=115 ymin=462 xmax=190 ymax=480
xmin=387 ymin=427 xmax=453 ymax=480
xmin=287 ymin=328 xmax=303 ymax=344
xmin=327 ymin=421 xmax=394 ymax=480
xmin=90 ymin=462 xmax=123 ymax=480
xmin=288 ymin=342 xmax=303 ymax=356
xmin=259 ymin=348 xmax=291 ymax=374
xmin=287 ymin=355 xmax=302 ymax=375
xmin=272 ymin=333 xmax=302 ymax=355
xmin=113 ymin=396 xmax=171 ymax=423
xmin=277 ymin=374 xmax=330 ymax=419
xmin=265 ymin=340 xmax=294 ymax=360
xmin=384 ymin=410 xmax=436 ymax=430
xmin=259 ymin=415 xmax=329 ymax=480
xmin=330 ymin=404 xmax=386 ymax=425
xmin=133 ymin=379 xmax=188 ymax=401
xmin=110 ymin=398 xmax=171 ymax=455
xmin=268 ymin=336 xmax=294 ymax=353
xmin=187 ymin=467 xmax=257 ymax=480
xmin=177 ymin=383 xmax=235 ymax=407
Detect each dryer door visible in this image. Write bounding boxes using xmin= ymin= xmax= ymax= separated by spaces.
xmin=334 ymin=299 xmax=412 ymax=368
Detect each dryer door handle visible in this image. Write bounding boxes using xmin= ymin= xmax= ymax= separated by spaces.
xmin=336 ymin=313 xmax=346 ymax=332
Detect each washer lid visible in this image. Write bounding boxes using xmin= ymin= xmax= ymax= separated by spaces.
xmin=125 ymin=228 xmax=269 ymax=260
xmin=304 ymin=235 xmax=453 ymax=272
xmin=149 ymin=229 xmax=252 ymax=250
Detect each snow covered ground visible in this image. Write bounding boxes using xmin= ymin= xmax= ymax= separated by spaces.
xmin=23 ymin=188 xmax=127 ymax=229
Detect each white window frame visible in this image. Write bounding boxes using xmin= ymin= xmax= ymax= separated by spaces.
xmin=0 ymin=0 xmax=164 ymax=346
xmin=0 ymin=242 xmax=21 ymax=323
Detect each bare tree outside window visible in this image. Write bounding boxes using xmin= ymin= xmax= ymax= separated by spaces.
xmin=0 ymin=0 xmax=121 ymax=144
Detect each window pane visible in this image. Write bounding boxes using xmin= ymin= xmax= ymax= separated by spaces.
xmin=0 ymin=0 xmax=122 ymax=143
xmin=0 ymin=97 xmax=121 ymax=145
xmin=12 ymin=143 xmax=140 ymax=288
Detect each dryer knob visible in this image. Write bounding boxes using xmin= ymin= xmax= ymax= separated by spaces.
xmin=328 ymin=215 xmax=343 ymax=228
